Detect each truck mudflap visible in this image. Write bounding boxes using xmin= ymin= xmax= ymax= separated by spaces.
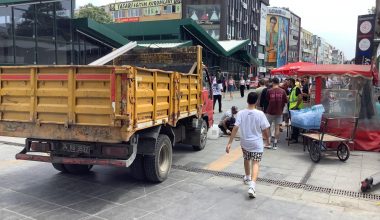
xmin=15 ymin=136 xmax=138 ymax=168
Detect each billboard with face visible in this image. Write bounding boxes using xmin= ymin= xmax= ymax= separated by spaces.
xmin=266 ymin=15 xmax=279 ymax=67
xmin=277 ymin=16 xmax=289 ymax=67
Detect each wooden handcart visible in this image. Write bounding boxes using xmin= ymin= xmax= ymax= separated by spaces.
xmin=301 ymin=116 xmax=359 ymax=163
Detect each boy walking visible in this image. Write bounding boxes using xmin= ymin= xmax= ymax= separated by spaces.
xmin=226 ymin=92 xmax=270 ymax=198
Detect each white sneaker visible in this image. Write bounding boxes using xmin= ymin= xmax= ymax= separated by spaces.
xmin=272 ymin=142 xmax=278 ymax=150
xmin=243 ymin=176 xmax=251 ymax=185
xmin=248 ymin=187 xmax=256 ymax=198
xmin=264 ymin=145 xmax=272 ymax=149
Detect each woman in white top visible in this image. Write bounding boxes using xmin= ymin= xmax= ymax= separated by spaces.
xmin=240 ymin=76 xmax=246 ymax=98
xmin=212 ymin=78 xmax=223 ymax=113
xmin=246 ymin=78 xmax=251 ymax=90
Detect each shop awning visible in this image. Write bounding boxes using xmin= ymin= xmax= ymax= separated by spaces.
xmin=73 ymin=18 xmax=130 ymax=48
xmin=296 ymin=64 xmax=374 ymax=79
xmin=138 ymin=41 xmax=193 ymax=48
xmin=217 ymin=40 xmax=251 ymax=55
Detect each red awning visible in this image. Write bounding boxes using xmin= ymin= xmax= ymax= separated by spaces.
xmin=296 ymin=64 xmax=373 ymax=79
xmin=271 ymin=62 xmax=314 ymax=75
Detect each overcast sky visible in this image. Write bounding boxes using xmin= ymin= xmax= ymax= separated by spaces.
xmin=269 ymin=0 xmax=375 ymax=59
xmin=76 ymin=0 xmax=375 ymax=59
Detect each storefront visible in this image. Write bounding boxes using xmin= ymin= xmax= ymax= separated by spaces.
xmin=0 ymin=0 xmax=127 ymax=65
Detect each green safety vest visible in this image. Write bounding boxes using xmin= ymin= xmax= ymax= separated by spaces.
xmin=289 ymin=87 xmax=303 ymax=110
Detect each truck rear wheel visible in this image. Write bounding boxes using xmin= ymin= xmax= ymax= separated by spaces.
xmin=52 ymin=163 xmax=68 ymax=173
xmin=144 ymin=134 xmax=172 ymax=182
xmin=193 ymin=119 xmax=208 ymax=151
xmin=64 ymin=164 xmax=93 ymax=174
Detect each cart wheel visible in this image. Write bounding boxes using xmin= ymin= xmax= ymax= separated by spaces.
xmin=337 ymin=142 xmax=350 ymax=162
xmin=309 ymin=141 xmax=321 ymax=163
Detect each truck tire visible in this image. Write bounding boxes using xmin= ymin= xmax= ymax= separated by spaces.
xmin=64 ymin=164 xmax=93 ymax=174
xmin=130 ymin=154 xmax=146 ymax=181
xmin=52 ymin=163 xmax=68 ymax=173
xmin=193 ymin=119 xmax=208 ymax=151
xmin=144 ymin=134 xmax=172 ymax=182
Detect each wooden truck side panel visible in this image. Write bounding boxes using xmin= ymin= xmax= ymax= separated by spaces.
xmin=0 ymin=66 xmax=202 ymax=143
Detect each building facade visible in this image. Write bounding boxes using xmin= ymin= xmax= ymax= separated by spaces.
xmin=106 ymin=0 xmax=182 ymax=23
xmin=265 ymin=7 xmax=301 ymax=69
xmin=182 ymin=0 xmax=268 ymax=75
xmin=300 ymin=28 xmax=314 ymax=63
xmin=332 ymin=49 xmax=344 ymax=64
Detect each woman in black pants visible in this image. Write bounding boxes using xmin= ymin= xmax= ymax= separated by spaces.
xmin=212 ymin=79 xmax=223 ymax=112
xmin=239 ymin=76 xmax=246 ymax=98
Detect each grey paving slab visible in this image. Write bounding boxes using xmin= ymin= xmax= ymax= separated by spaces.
xmin=295 ymin=204 xmax=344 ymax=220
xmin=148 ymin=187 xmax=191 ymax=202
xmin=6 ymin=198 xmax=61 ymax=218
xmin=258 ymin=198 xmax=304 ymax=217
xmin=67 ymin=198 xmax=118 ymax=215
xmin=0 ymin=209 xmax=27 ymax=220
xmin=0 ymin=191 xmax=39 ymax=209
xmin=272 ymin=187 xmax=304 ymax=200
xmin=97 ymin=189 xmax=144 ymax=204
xmin=96 ymin=205 xmax=148 ymax=220
xmin=328 ymin=195 xmax=360 ymax=209
xmin=37 ymin=190 xmax=92 ymax=206
xmin=124 ymin=196 xmax=174 ymax=212
xmin=33 ymin=207 xmax=89 ymax=220
xmin=300 ymin=191 xmax=330 ymax=204
xmin=137 ymin=213 xmax=173 ymax=220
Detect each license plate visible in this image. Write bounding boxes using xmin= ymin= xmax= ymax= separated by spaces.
xmin=61 ymin=143 xmax=91 ymax=154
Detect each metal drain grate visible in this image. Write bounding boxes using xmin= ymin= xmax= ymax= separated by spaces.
xmin=172 ymin=164 xmax=380 ymax=201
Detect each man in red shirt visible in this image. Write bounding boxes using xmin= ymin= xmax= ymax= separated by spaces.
xmin=266 ymin=77 xmax=288 ymax=149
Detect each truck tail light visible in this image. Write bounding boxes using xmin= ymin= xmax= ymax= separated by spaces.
xmin=30 ymin=142 xmax=51 ymax=152
xmin=103 ymin=146 xmax=128 ymax=157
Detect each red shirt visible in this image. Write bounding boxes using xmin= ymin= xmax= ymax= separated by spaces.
xmin=266 ymin=87 xmax=288 ymax=115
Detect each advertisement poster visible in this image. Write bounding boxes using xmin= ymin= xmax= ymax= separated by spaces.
xmin=259 ymin=3 xmax=268 ymax=46
xmin=266 ymin=15 xmax=279 ymax=66
xmin=186 ymin=4 xmax=221 ymax=40
xmin=355 ymin=14 xmax=375 ymax=65
xmin=277 ymin=16 xmax=289 ymax=67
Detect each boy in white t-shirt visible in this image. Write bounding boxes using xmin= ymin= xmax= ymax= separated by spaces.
xmin=226 ymin=92 xmax=270 ymax=198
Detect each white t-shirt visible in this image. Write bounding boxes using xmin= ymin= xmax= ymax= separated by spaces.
xmin=234 ymin=109 xmax=270 ymax=152
xmin=240 ymin=80 xmax=245 ymax=85
xmin=212 ymin=83 xmax=223 ymax=95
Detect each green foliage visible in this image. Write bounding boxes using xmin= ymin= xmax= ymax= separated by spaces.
xmin=75 ymin=3 xmax=113 ymax=24
xmin=368 ymin=6 xmax=376 ymax=14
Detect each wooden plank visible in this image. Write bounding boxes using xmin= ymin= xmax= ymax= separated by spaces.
xmin=302 ymin=133 xmax=348 ymax=142
xmin=68 ymin=68 xmax=75 ymax=124
xmin=30 ymin=68 xmax=36 ymax=122
xmin=153 ymin=72 xmax=157 ymax=124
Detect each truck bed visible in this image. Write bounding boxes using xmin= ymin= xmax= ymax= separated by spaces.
xmin=0 ymin=64 xmax=202 ymax=143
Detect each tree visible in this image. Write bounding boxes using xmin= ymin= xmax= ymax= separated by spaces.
xmin=75 ymin=3 xmax=113 ymax=24
xmin=368 ymin=6 xmax=375 ymax=14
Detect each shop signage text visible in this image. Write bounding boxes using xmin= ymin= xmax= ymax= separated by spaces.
xmin=110 ymin=0 xmax=182 ymax=11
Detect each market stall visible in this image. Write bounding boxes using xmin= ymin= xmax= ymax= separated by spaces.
xmin=280 ymin=64 xmax=380 ymax=152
